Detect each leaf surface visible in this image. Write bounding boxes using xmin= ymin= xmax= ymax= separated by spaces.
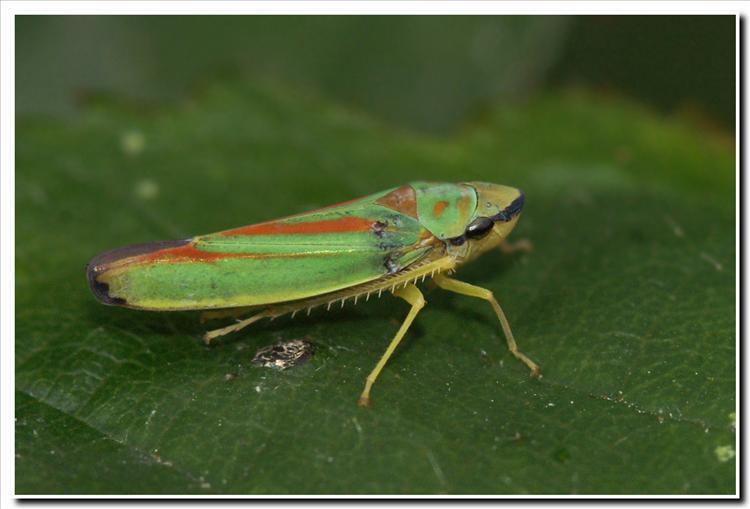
xmin=16 ymin=83 xmax=735 ymax=494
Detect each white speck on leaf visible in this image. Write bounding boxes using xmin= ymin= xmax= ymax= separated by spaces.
xmin=664 ymin=215 xmax=685 ymax=237
xmin=426 ymin=449 xmax=447 ymax=487
xmin=607 ymin=330 xmax=641 ymax=340
xmin=134 ymin=178 xmax=159 ymax=200
xmin=714 ymin=445 xmax=735 ymax=463
xmin=121 ymin=130 xmax=145 ymax=156
xmin=352 ymin=417 xmax=362 ymax=435
xmin=700 ymin=252 xmax=724 ymax=272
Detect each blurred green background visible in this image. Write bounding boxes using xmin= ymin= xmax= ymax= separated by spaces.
xmin=16 ymin=16 xmax=734 ymax=133
xmin=16 ymin=15 xmax=736 ymax=495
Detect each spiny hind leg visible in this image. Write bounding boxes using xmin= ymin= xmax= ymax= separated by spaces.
xmin=200 ymin=306 xmax=255 ymax=323
xmin=202 ymin=309 xmax=272 ymax=345
xmin=432 ymin=273 xmax=540 ymax=377
xmin=358 ymin=284 xmax=426 ymax=407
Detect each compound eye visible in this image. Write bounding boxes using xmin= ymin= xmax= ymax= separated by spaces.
xmin=465 ymin=217 xmax=494 ymax=239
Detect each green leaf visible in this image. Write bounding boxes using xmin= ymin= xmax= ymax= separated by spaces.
xmin=16 ymin=83 xmax=735 ymax=494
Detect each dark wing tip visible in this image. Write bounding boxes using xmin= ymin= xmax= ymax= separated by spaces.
xmin=86 ymin=264 xmax=126 ymax=306
xmin=85 ymin=238 xmax=191 ymax=306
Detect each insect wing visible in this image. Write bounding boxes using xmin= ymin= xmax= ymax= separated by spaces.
xmin=88 ymin=192 xmax=434 ymax=310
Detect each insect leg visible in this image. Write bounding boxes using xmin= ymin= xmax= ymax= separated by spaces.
xmin=499 ymin=238 xmax=534 ymax=255
xmin=432 ymin=274 xmax=540 ymax=377
xmin=200 ymin=306 xmax=255 ymax=323
xmin=203 ymin=310 xmax=271 ymax=345
xmin=358 ymin=284 xmax=426 ymax=407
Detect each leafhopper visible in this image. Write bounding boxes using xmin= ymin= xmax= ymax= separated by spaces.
xmin=87 ymin=182 xmax=539 ymax=405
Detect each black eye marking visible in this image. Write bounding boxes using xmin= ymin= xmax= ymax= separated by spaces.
xmin=446 ymin=216 xmax=494 ymax=245
xmin=465 ymin=217 xmax=494 ymax=239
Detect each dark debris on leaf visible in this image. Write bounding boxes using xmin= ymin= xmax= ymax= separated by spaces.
xmin=251 ymin=338 xmax=315 ymax=370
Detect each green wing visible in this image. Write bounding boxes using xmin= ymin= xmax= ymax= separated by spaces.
xmin=88 ymin=187 xmax=434 ymax=310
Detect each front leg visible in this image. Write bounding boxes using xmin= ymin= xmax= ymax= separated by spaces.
xmin=499 ymin=238 xmax=533 ymax=255
xmin=432 ymin=273 xmax=540 ymax=377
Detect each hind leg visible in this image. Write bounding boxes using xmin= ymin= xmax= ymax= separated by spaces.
xmin=200 ymin=307 xmax=255 ymax=323
xmin=202 ymin=310 xmax=272 ymax=345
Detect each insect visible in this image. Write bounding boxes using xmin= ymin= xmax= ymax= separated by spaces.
xmin=87 ymin=182 xmax=540 ymax=405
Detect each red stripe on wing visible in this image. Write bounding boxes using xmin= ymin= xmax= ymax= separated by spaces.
xmin=135 ymin=244 xmax=248 ymax=264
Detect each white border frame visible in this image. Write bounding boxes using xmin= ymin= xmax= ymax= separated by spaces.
xmin=1 ymin=1 xmax=742 ymax=502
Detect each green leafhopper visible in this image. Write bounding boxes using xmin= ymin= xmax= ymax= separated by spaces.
xmin=87 ymin=182 xmax=539 ymax=405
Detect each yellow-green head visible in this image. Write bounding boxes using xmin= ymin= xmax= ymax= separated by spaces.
xmin=448 ymin=182 xmax=524 ymax=263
